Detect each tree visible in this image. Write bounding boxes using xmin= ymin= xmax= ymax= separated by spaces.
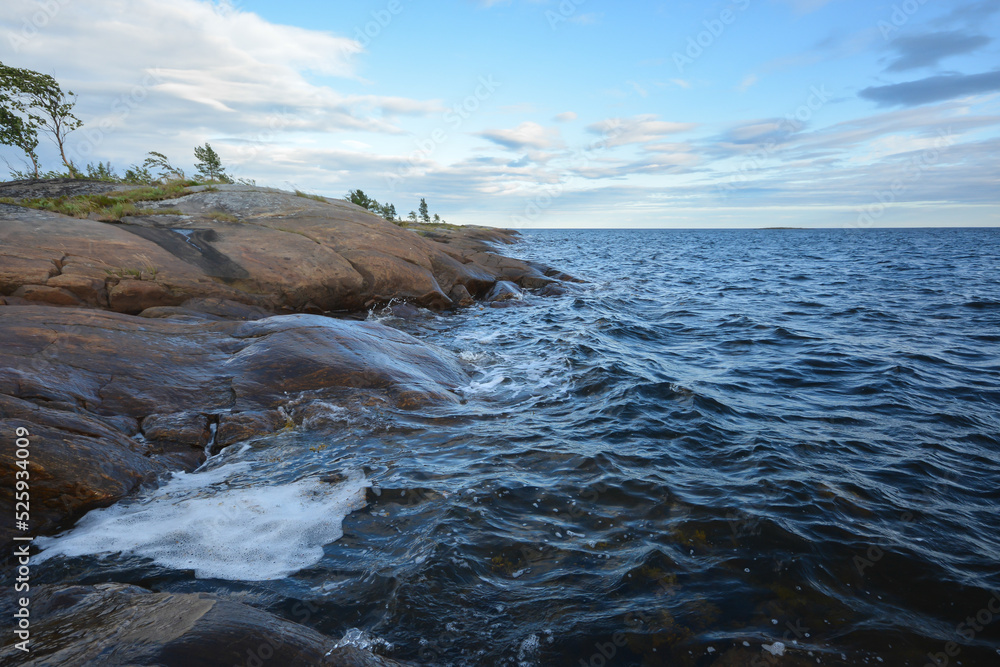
xmin=408 ymin=211 xmax=418 ymax=222
xmin=418 ymin=197 xmax=430 ymax=223
xmin=0 ymin=62 xmax=82 ymax=178
xmin=346 ymin=188 xmax=376 ymax=210
xmin=143 ymin=151 xmax=184 ymax=181
xmin=433 ymin=214 xmax=441 ymax=223
xmin=194 ymin=143 xmax=230 ymax=182
xmin=380 ymin=202 xmax=397 ymax=222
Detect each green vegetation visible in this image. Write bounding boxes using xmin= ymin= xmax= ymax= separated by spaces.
xmin=205 ymin=211 xmax=239 ymax=223
xmin=344 ymin=189 xmax=447 ymax=227
xmin=0 ymin=61 xmax=82 ymax=178
xmin=12 ymin=181 xmax=195 ymax=221
xmin=194 ymin=143 xmax=232 ymax=183
xmin=295 ymin=190 xmax=328 ymax=203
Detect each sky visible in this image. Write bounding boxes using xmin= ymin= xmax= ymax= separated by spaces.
xmin=1 ymin=0 xmax=998 ymax=228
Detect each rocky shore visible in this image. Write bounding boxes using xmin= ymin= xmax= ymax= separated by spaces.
xmin=0 ymin=179 xmax=572 ymax=665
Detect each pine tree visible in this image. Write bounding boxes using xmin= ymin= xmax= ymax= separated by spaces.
xmin=194 ymin=143 xmax=230 ymax=182
xmin=418 ymin=197 xmax=430 ymax=223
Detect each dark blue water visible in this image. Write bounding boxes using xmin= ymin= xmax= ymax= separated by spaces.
xmin=37 ymin=228 xmax=1000 ymax=666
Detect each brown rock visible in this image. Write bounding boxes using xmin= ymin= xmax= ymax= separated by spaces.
xmin=448 ymin=283 xmax=474 ymax=307
xmin=46 ymin=273 xmax=108 ymax=306
xmin=216 ymin=409 xmax=288 ymax=450
xmin=141 ymin=411 xmax=212 ymax=467
xmin=0 ymin=306 xmax=469 ymax=535
xmin=1 ymin=182 xmax=571 ymax=314
xmin=0 ymin=583 xmax=410 ymax=666
xmin=11 ymin=284 xmax=83 ymax=307
xmin=109 ymin=279 xmax=180 ymax=314
xmin=0 ymin=394 xmax=168 ymax=537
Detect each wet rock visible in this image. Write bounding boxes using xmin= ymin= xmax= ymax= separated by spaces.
xmin=0 ymin=306 xmax=469 ymax=536
xmin=0 ymin=394 xmax=168 ymax=537
xmin=384 ymin=302 xmax=424 ymax=319
xmin=215 ymin=409 xmax=288 ymax=450
xmin=0 ymin=583 xmax=409 ymax=666
xmin=485 ymin=280 xmax=523 ymax=303
xmin=448 ymin=283 xmax=474 ymax=307
xmin=140 ymin=411 xmax=212 ymax=468
xmin=535 ymin=282 xmax=567 ymax=297
xmin=142 ymin=411 xmax=211 ymax=448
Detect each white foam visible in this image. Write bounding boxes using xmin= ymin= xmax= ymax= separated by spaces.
xmin=35 ymin=465 xmax=368 ymax=581
xmin=462 ymin=374 xmax=508 ymax=394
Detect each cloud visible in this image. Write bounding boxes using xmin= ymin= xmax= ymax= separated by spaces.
xmin=885 ymin=31 xmax=991 ymax=72
xmin=859 ymin=71 xmax=1000 ymax=107
xmin=1 ymin=0 xmax=442 ymax=141
xmin=933 ymin=0 xmax=1000 ymax=27
xmin=478 ymin=122 xmax=564 ymax=150
xmin=554 ymin=112 xmax=578 ymax=123
xmin=586 ymin=115 xmax=697 ymax=147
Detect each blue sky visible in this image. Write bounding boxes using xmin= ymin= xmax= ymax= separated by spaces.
xmin=2 ymin=0 xmax=999 ymax=227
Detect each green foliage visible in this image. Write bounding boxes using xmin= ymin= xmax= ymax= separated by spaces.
xmin=407 ymin=211 xmax=417 ymax=222
xmin=0 ymin=61 xmax=82 ymax=178
xmin=193 ymin=143 xmax=232 ymax=183
xmin=142 ymin=151 xmax=184 ymax=182
xmin=419 ymin=197 xmax=430 ymax=223
xmin=345 ymin=188 xmax=399 ymax=222
xmin=7 ymin=180 xmax=193 ymax=220
xmin=85 ymin=161 xmax=119 ymax=181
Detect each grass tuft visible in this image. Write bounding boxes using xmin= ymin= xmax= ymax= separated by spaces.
xmin=295 ymin=190 xmax=327 ymax=203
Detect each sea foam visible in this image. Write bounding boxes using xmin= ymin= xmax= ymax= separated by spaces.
xmin=35 ymin=464 xmax=368 ymax=581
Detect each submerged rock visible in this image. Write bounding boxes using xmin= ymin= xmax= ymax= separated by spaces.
xmin=0 ymin=583 xmax=409 ymax=666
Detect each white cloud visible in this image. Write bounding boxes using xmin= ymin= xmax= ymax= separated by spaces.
xmin=478 ymin=122 xmax=564 ymax=150
xmin=586 ymin=115 xmax=697 ymax=147
xmin=554 ymin=111 xmax=578 ymax=123
xmin=0 ymin=0 xmax=443 ymax=171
